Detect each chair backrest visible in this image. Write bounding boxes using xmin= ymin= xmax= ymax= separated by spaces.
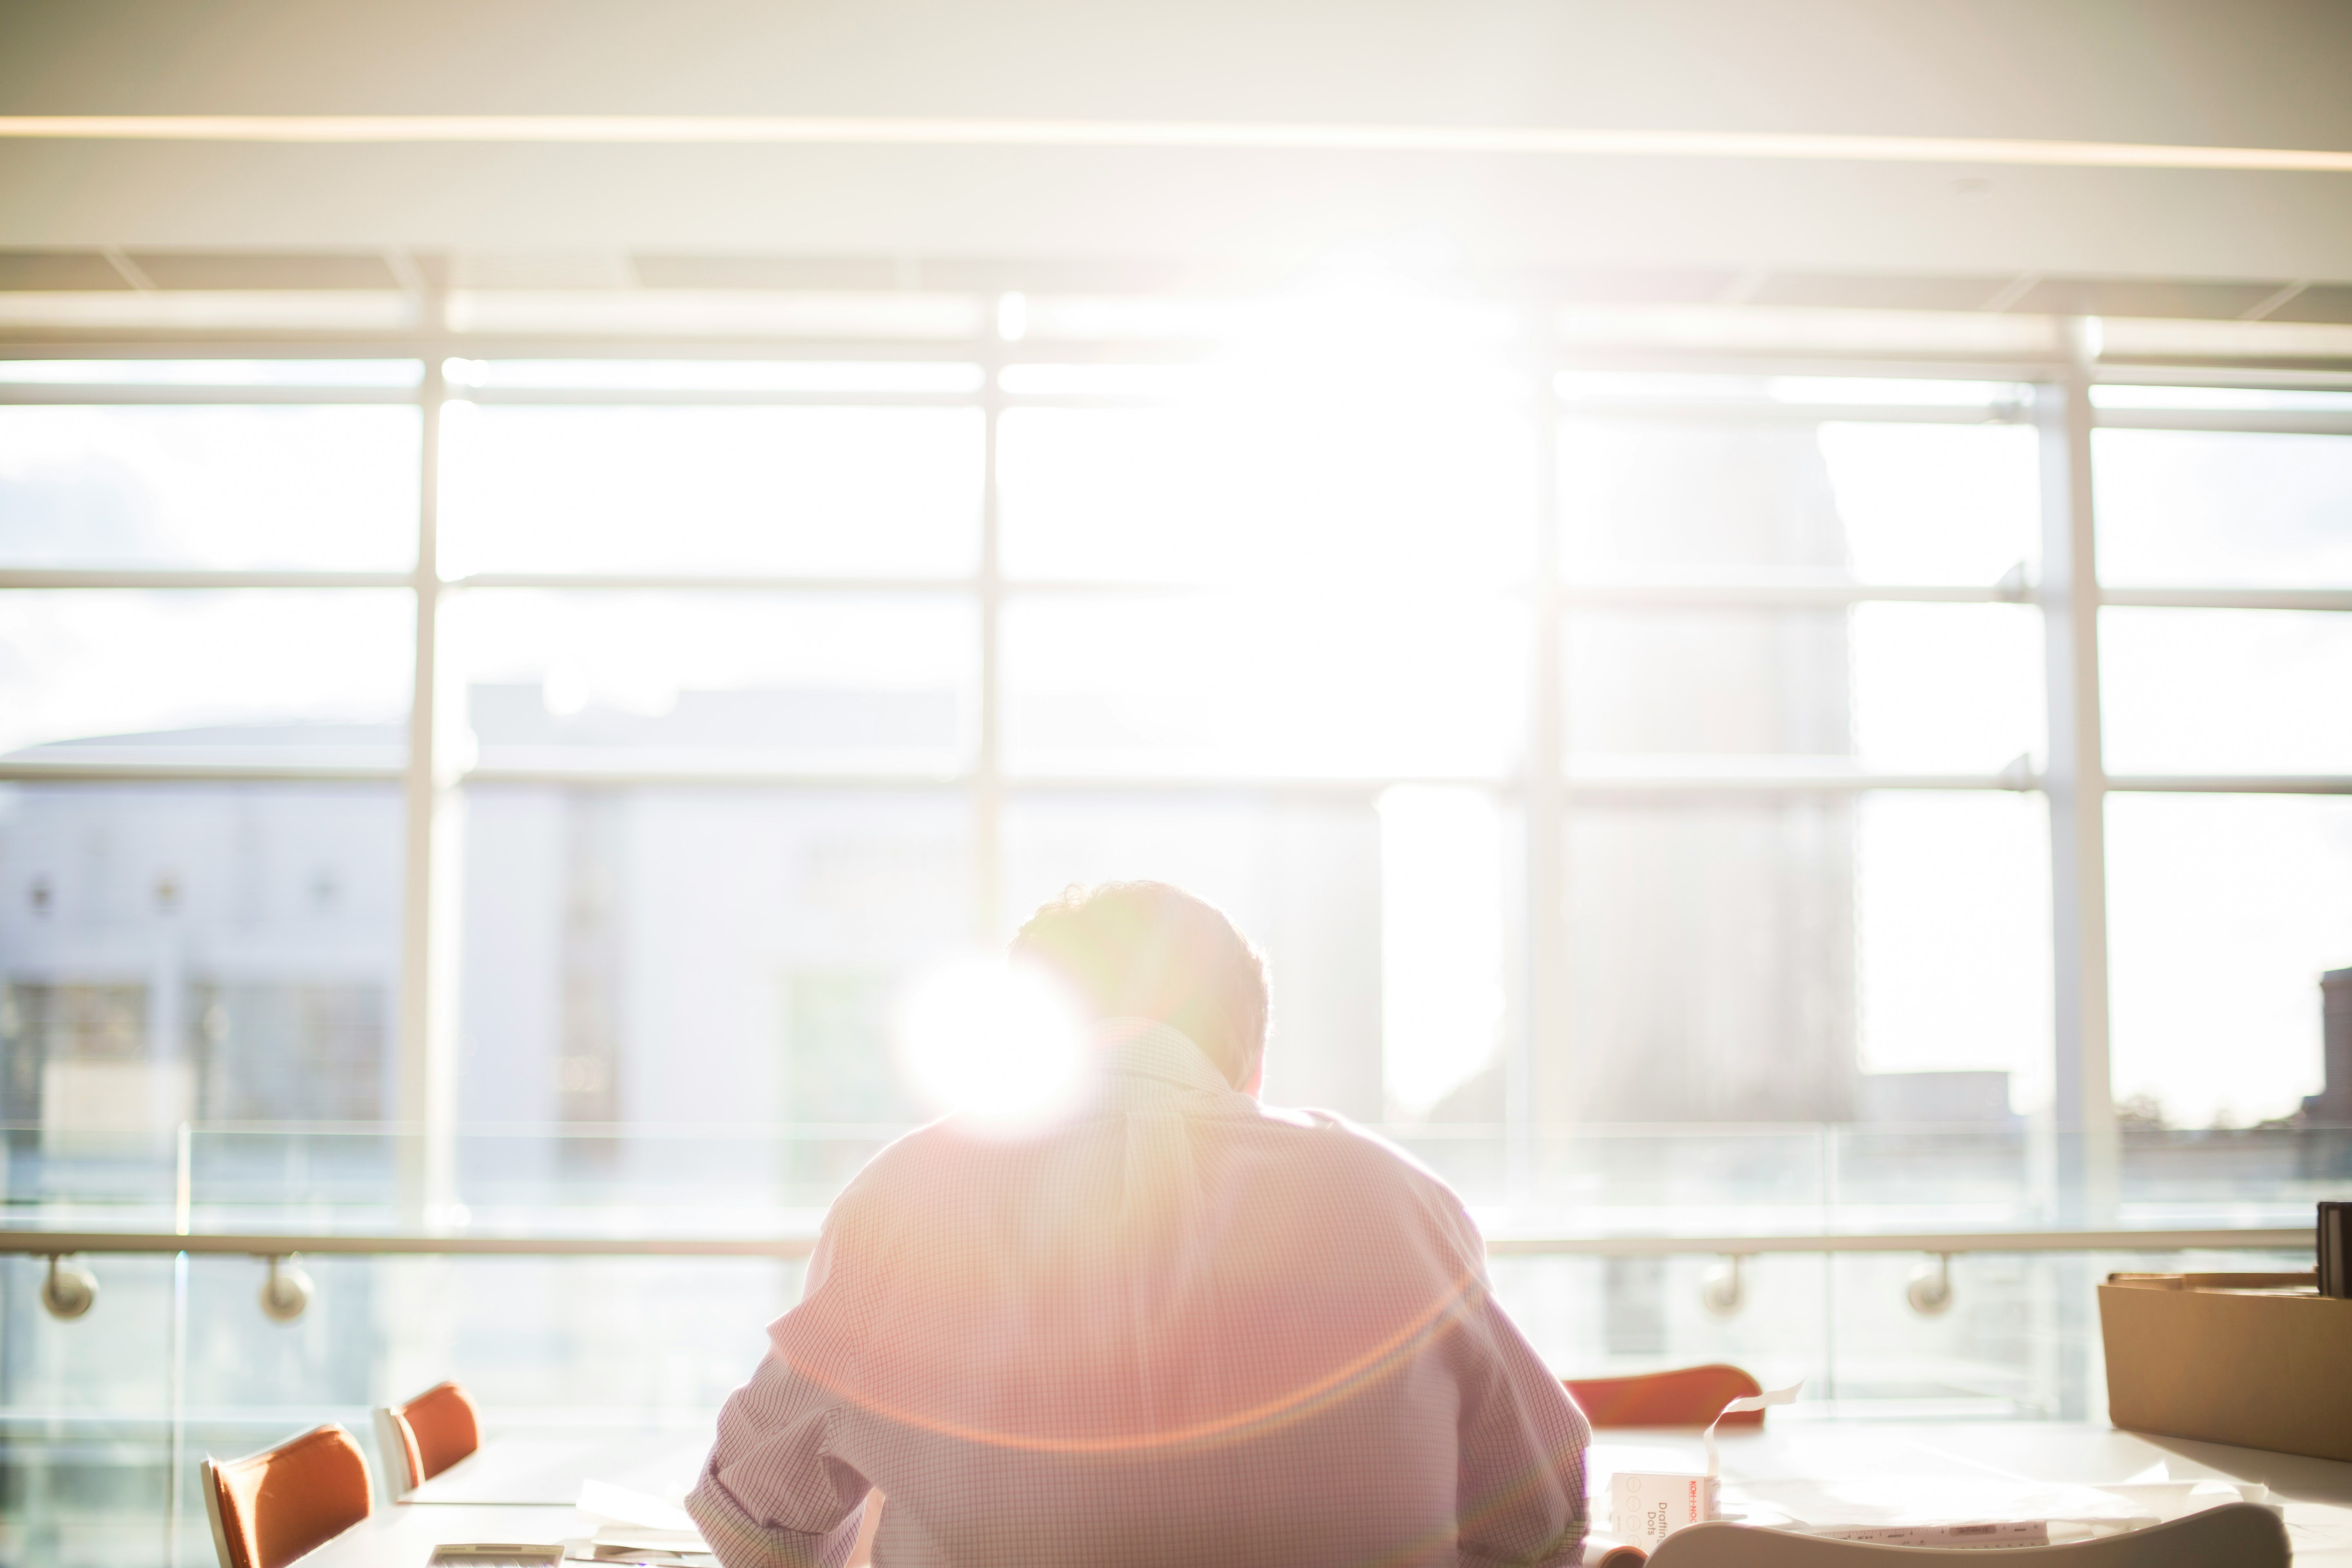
xmin=1564 ymin=1364 xmax=1765 ymax=1428
xmin=1646 ymin=1502 xmax=2290 ymax=1567
xmin=199 ymin=1423 xmax=373 ymax=1568
xmin=374 ymin=1379 xmax=482 ymax=1496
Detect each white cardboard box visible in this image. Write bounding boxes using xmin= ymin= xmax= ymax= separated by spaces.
xmin=1610 ymin=1472 xmax=1719 ymax=1547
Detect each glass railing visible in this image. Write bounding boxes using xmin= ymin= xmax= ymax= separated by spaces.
xmin=12 ymin=1120 xmax=2345 ymax=1234
xmin=0 ymin=1120 xmax=2333 ymax=1566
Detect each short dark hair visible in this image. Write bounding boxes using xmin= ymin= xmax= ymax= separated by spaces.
xmin=1010 ymin=881 xmax=1268 ymax=1088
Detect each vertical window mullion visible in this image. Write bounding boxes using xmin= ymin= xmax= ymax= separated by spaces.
xmin=976 ymin=353 xmax=1005 ymax=940
xmin=1522 ymin=361 xmax=1565 ymax=1211
xmin=396 ymin=348 xmax=451 ymax=1225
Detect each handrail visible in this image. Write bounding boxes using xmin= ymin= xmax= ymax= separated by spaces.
xmin=0 ymin=1226 xmax=2309 ymax=1260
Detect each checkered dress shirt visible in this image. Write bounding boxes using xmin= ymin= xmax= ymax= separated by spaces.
xmin=688 ymin=1022 xmax=1590 ymax=1568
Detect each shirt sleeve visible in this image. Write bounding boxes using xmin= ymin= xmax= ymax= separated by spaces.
xmin=686 ymin=1228 xmax=874 ymax=1568
xmin=1430 ymin=1194 xmax=1592 ymax=1568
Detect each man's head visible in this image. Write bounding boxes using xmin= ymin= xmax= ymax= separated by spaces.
xmin=1011 ymin=881 xmax=1268 ymax=1092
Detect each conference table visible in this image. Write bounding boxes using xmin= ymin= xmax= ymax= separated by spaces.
xmin=300 ymin=1419 xmax=2352 ymax=1565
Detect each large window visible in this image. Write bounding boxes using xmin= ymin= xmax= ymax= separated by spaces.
xmin=5 ymin=342 xmax=2349 ymax=1163
xmin=1 ymin=312 xmax=2347 ymax=1456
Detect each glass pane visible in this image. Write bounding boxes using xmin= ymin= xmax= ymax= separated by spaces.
xmin=1561 ymin=794 xmax=2047 ymax=1134
xmin=2107 ymin=794 xmax=2352 ymax=1131
xmin=1000 ymin=372 xmax=1536 ymax=587
xmin=441 ymin=590 xmax=976 ymax=776
xmin=1853 ymin=792 xmax=2051 ymax=1101
xmin=1566 ymin=604 xmax=2042 ymax=770
xmin=998 ymin=409 xmax=1192 ymax=580
xmin=0 ymin=1249 xmax=795 ymax=1564
xmin=456 ymin=786 xmax=969 ymax=1216
xmin=1562 ymin=417 xmax=2038 ymax=585
xmin=1002 ymin=793 xmax=1389 ymax=1125
xmin=1564 ymin=800 xmax=1858 ymax=1123
xmin=1491 ymin=1251 xmax=1824 ymax=1394
xmin=439 ymin=403 xmax=981 ymax=577
xmin=0 ymin=404 xmax=420 ymax=568
xmin=0 ymin=590 xmax=413 ymax=758
xmin=2095 ymin=429 xmax=2352 ymax=587
xmin=1004 ymin=591 xmax=1528 ymax=778
xmin=0 ymin=783 xmax=404 ymax=1146
xmin=2101 ymin=608 xmax=2352 ymax=774
xmin=1819 ymin=422 xmax=2040 ymax=584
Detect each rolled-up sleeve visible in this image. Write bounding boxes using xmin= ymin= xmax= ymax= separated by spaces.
xmin=688 ymin=1233 xmax=873 ymax=1568
xmin=1432 ymin=1200 xmax=1590 ymax=1567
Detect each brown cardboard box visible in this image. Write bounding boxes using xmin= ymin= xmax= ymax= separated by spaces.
xmin=2099 ymin=1272 xmax=2352 ymax=1462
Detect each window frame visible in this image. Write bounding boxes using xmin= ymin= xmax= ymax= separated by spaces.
xmin=4 ymin=327 xmax=2349 ymax=1225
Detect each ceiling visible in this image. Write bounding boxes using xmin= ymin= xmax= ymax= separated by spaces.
xmin=2 ymin=0 xmax=2350 ymax=289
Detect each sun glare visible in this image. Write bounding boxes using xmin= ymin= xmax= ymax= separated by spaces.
xmin=894 ymin=954 xmax=1094 ymax=1135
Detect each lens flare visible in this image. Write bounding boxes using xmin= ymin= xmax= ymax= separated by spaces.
xmin=894 ymin=954 xmax=1092 ymax=1135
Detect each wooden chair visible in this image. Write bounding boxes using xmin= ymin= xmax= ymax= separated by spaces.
xmin=1644 ymin=1501 xmax=2288 ymax=1566
xmin=200 ymin=1423 xmax=373 ymax=1568
xmin=1565 ymin=1364 xmax=1766 ymax=1428
xmin=372 ymin=1379 xmax=483 ymax=1499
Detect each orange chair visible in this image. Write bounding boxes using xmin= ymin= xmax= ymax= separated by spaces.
xmin=1565 ymin=1364 xmax=1766 ymax=1428
xmin=373 ymin=1379 xmax=483 ymax=1498
xmin=200 ymin=1423 xmax=373 ymax=1568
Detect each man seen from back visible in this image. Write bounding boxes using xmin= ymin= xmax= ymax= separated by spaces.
xmin=688 ymin=880 xmax=1590 ymax=1567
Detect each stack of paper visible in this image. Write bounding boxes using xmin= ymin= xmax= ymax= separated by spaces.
xmin=574 ymin=1481 xmax=715 ymax=1566
xmin=1724 ymin=1475 xmax=2161 ymax=1546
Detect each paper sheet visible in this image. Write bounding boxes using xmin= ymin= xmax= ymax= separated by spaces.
xmin=1702 ymin=1381 xmax=1801 ymax=1477
xmin=577 ymin=1480 xmax=699 ymax=1534
xmin=1722 ymin=1476 xmax=2160 ymax=1534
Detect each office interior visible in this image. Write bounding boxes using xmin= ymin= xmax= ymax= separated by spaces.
xmin=0 ymin=1 xmax=2348 ymax=1561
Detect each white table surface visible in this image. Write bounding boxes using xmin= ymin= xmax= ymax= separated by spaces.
xmin=301 ymin=1421 xmax=2352 ymax=1565
xmin=301 ymin=1505 xmax=597 ymax=1568
xmin=404 ymin=1428 xmax=713 ymax=1507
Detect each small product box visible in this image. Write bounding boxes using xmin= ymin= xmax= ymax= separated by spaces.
xmin=2100 ymin=1269 xmax=2352 ymax=1463
xmin=1604 ymin=1381 xmax=1801 ymax=1548
xmin=1609 ymin=1471 xmax=1717 ymax=1548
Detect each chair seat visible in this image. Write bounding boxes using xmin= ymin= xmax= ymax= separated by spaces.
xmin=1566 ymin=1364 xmax=1765 ymax=1428
xmin=376 ymin=1379 xmax=484 ymax=1497
xmin=201 ymin=1423 xmax=373 ymax=1568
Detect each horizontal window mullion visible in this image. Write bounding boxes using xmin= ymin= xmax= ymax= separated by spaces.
xmin=29 ymin=760 xmax=2343 ymax=795
xmin=1562 ymin=766 xmax=2027 ymax=794
xmin=1554 ymin=580 xmax=2023 ymax=608
xmin=458 ymin=387 xmax=977 ymax=408
xmin=0 ymin=384 xmax=418 ymax=405
xmin=2105 ymin=773 xmax=2352 ymax=795
xmin=0 ymin=568 xmax=417 ymax=589
xmin=2093 ymin=408 xmax=2352 ymax=437
xmin=443 ymin=571 xmax=976 ymax=593
xmin=2099 ymin=587 xmax=2352 ymax=611
xmin=1556 ymin=399 xmax=2027 ymax=427
xmin=463 ymin=765 xmax=967 ymax=791
xmin=445 ymin=575 xmax=1229 ymax=594
xmin=0 ymin=758 xmax=402 ymax=784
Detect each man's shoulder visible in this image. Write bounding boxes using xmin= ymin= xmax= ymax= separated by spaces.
xmin=833 ymin=1115 xmax=975 ymax=1198
xmin=828 ymin=1101 xmax=1481 ymax=1255
xmin=1246 ymin=1102 xmax=1472 ymax=1209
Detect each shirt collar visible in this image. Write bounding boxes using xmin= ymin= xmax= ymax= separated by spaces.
xmin=1094 ymin=1018 xmax=1238 ymax=1098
